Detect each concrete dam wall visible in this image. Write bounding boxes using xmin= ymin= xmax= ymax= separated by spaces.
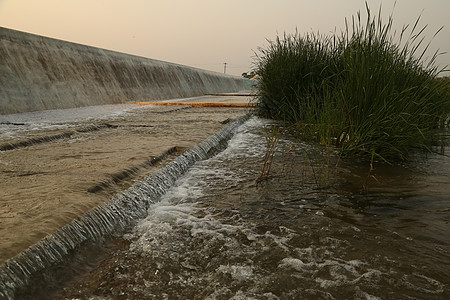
xmin=0 ymin=27 xmax=249 ymax=115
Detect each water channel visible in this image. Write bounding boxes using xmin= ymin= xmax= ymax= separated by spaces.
xmin=49 ymin=117 xmax=449 ymax=299
xmin=0 ymin=100 xmax=247 ymax=264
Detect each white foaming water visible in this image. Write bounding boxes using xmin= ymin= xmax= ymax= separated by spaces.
xmin=122 ymin=117 xmax=448 ymax=299
xmin=126 ymin=118 xmax=376 ymax=298
xmin=220 ymin=118 xmax=269 ymax=157
xmin=132 ymin=117 xmax=266 ymax=241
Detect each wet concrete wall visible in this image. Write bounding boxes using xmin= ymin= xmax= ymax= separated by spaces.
xmin=0 ymin=27 xmax=248 ymax=114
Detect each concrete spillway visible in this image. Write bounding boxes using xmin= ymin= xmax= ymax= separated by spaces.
xmin=0 ymin=27 xmax=248 ymax=114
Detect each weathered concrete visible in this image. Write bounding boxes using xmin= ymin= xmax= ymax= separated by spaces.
xmin=0 ymin=27 xmax=248 ymax=114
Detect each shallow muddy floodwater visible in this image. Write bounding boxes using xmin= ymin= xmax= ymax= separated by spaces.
xmin=54 ymin=117 xmax=449 ymax=299
xmin=0 ymin=98 xmax=250 ymax=263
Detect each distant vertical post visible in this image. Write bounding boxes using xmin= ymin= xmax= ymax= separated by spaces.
xmin=223 ymin=62 xmax=228 ymax=74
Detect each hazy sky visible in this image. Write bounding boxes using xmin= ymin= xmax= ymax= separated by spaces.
xmin=1 ymin=0 xmax=449 ymax=76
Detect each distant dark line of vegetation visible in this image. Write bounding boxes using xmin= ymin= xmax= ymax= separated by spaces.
xmin=254 ymin=3 xmax=450 ymax=164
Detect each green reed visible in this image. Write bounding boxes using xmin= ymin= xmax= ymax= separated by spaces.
xmin=255 ymin=4 xmax=450 ymax=164
xmin=258 ymin=124 xmax=281 ymax=182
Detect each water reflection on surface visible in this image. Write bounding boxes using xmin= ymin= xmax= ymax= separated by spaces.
xmin=58 ymin=117 xmax=449 ymax=299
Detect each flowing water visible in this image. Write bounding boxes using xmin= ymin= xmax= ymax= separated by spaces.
xmin=45 ymin=118 xmax=450 ymax=299
xmin=0 ymin=100 xmax=248 ymax=264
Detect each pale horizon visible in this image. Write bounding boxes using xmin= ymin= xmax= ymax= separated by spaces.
xmin=1 ymin=0 xmax=449 ymax=76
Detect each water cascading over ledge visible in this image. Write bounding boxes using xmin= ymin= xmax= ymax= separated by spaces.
xmin=0 ymin=115 xmax=250 ymax=299
xmin=0 ymin=27 xmax=248 ymax=114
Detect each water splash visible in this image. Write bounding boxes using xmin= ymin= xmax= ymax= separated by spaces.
xmin=0 ymin=115 xmax=249 ymax=299
xmin=66 ymin=116 xmax=446 ymax=299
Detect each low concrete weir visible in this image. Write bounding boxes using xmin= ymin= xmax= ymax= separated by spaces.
xmin=0 ymin=114 xmax=250 ymax=299
xmin=0 ymin=27 xmax=248 ymax=114
xmin=0 ymin=123 xmax=112 ymax=151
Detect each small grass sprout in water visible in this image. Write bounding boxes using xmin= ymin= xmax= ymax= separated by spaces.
xmin=255 ymin=3 xmax=450 ymax=165
xmin=258 ymin=123 xmax=338 ymax=189
xmin=257 ymin=124 xmax=281 ymax=182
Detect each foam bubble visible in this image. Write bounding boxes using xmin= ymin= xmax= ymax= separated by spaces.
xmin=217 ymin=264 xmax=254 ymax=281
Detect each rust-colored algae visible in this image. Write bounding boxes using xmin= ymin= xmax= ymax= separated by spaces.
xmin=126 ymin=102 xmax=256 ymax=108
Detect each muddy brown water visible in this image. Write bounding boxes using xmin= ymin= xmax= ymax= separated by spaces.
xmin=2 ymin=102 xmax=449 ymax=299
xmin=49 ymin=117 xmax=449 ymax=300
xmin=0 ymin=97 xmax=252 ymax=263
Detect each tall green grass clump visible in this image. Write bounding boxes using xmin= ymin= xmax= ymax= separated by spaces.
xmin=256 ymin=31 xmax=337 ymax=122
xmin=255 ymin=5 xmax=450 ymax=163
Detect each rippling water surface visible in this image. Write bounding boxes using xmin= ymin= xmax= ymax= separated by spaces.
xmin=60 ymin=117 xmax=449 ymax=299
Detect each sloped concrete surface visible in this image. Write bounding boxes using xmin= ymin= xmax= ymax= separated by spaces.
xmin=0 ymin=27 xmax=248 ymax=114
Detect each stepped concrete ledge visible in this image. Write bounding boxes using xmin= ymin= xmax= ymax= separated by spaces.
xmin=0 ymin=95 xmax=253 ymax=298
